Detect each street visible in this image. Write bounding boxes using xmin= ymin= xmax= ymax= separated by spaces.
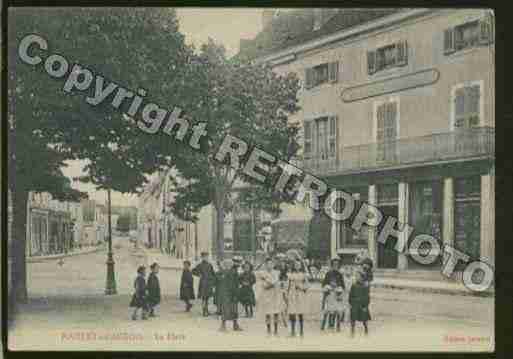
xmin=8 ymin=235 xmax=494 ymax=352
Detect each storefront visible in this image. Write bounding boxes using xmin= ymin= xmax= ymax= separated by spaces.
xmin=454 ymin=175 xmax=481 ymax=265
xmin=408 ymin=180 xmax=443 ymax=269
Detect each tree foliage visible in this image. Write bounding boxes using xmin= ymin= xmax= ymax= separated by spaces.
xmin=8 ymin=8 xmax=193 ymax=303
xmin=169 ymin=39 xmax=301 ymax=258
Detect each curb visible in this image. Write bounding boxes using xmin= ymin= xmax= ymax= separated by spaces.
xmin=27 ymin=246 xmax=105 ymax=263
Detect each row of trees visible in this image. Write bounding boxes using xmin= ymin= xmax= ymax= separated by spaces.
xmin=9 ymin=8 xmax=301 ymax=304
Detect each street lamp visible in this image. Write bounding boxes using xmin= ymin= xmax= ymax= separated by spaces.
xmin=105 ymin=188 xmax=117 ymax=295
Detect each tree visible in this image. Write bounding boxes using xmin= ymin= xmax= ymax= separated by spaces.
xmin=170 ymin=40 xmax=301 ymax=259
xmin=8 ymin=8 xmax=193 ymax=303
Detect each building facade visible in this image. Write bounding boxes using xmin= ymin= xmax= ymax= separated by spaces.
xmin=239 ymin=8 xmax=495 ymax=273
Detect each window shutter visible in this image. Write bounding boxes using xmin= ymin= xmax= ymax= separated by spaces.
xmin=479 ymin=14 xmax=493 ymax=45
xmin=389 ymin=102 xmax=397 ymax=138
xmin=305 ymin=68 xmax=312 ymax=89
xmin=328 ymin=61 xmax=339 ymax=83
xmin=396 ymin=40 xmax=408 ymax=66
xmin=376 ymin=104 xmax=385 ymax=141
xmin=303 ymin=120 xmax=312 ymax=158
xmin=367 ymin=50 xmax=376 ymax=75
xmin=444 ymin=28 xmax=455 ymax=55
xmin=328 ymin=116 xmax=338 ymax=158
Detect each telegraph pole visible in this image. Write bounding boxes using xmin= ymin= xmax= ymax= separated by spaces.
xmin=105 ymin=188 xmax=117 ymax=295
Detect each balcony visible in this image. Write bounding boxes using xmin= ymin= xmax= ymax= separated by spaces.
xmin=302 ymin=127 xmax=494 ymax=177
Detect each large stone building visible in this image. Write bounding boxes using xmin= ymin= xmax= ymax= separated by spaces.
xmin=238 ymin=8 xmax=495 ymax=274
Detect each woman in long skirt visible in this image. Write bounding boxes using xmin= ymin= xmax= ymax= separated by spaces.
xmin=286 ymin=260 xmax=309 ymax=337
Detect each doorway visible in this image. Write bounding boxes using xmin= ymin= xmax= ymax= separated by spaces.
xmin=377 ymin=204 xmax=399 ymax=269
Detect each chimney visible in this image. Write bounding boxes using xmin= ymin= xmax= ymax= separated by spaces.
xmin=262 ymin=9 xmax=276 ymax=29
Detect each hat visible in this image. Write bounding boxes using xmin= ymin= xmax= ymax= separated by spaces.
xmin=233 ymin=255 xmax=243 ymax=263
xmin=150 ymin=262 xmax=159 ymax=269
xmin=200 ymin=251 xmax=209 ymax=256
xmin=330 ymin=257 xmax=340 ymax=264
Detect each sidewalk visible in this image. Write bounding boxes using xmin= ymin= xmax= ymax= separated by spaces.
xmin=27 ymin=245 xmax=105 ymax=263
xmin=137 ymin=249 xmax=493 ymax=298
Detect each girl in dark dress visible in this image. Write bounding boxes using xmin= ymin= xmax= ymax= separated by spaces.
xmin=180 ymin=260 xmax=195 ymax=312
xmin=130 ymin=266 xmax=148 ymax=320
xmin=147 ymin=263 xmax=161 ymax=317
xmin=349 ymin=270 xmax=371 ymax=337
xmin=238 ymin=262 xmax=256 ymax=317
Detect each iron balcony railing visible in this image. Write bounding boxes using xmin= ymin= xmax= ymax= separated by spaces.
xmin=301 ymin=126 xmax=494 ymax=176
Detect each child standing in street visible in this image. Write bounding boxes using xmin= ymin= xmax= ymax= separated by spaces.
xmin=257 ymin=258 xmax=282 ymax=336
xmin=180 ymin=260 xmax=195 ymax=312
xmin=130 ymin=266 xmax=148 ymax=320
xmin=286 ymin=260 xmax=309 ymax=337
xmin=147 ymin=262 xmax=161 ymax=317
xmin=349 ymin=270 xmax=371 ymax=337
xmin=321 ymin=279 xmax=345 ymax=331
xmin=239 ymin=262 xmax=256 ymax=318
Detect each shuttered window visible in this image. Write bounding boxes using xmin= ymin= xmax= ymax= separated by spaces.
xmin=454 ymin=84 xmax=480 ymax=129
xmin=328 ymin=116 xmax=338 ymax=158
xmin=367 ymin=40 xmax=408 ymax=75
xmin=303 ymin=116 xmax=338 ymax=160
xmin=376 ymin=101 xmax=398 ymax=162
xmin=444 ymin=14 xmax=494 ymax=55
xmin=304 ymin=61 xmax=339 ymax=89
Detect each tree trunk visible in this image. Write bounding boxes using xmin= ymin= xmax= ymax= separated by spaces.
xmin=215 ymin=204 xmax=225 ymax=261
xmin=11 ymin=185 xmax=29 ymax=306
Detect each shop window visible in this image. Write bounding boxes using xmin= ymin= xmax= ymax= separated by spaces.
xmin=341 ymin=188 xmax=369 ymax=247
xmin=454 ymin=176 xmax=481 ymax=261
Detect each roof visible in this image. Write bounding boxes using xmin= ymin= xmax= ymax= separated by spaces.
xmin=236 ymin=8 xmax=403 ymax=62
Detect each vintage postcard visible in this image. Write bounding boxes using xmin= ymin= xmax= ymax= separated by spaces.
xmin=5 ymin=6 xmax=494 ymax=352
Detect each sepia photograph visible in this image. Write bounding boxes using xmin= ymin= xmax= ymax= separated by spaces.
xmin=5 ymin=5 xmax=495 ymax=353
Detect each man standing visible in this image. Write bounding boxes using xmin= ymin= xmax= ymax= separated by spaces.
xmin=216 ymin=259 xmax=243 ymax=332
xmin=192 ymin=251 xmax=216 ymax=317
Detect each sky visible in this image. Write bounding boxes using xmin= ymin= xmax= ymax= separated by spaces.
xmin=62 ymin=8 xmax=265 ymax=207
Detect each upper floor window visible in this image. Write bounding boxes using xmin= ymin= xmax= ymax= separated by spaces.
xmin=304 ymin=61 xmax=339 ymax=89
xmin=303 ymin=116 xmax=338 ymax=160
xmin=375 ymin=100 xmax=399 ymax=162
xmin=453 ymin=83 xmax=481 ymax=129
xmin=444 ymin=14 xmax=494 ymax=55
xmin=367 ymin=40 xmax=408 ymax=75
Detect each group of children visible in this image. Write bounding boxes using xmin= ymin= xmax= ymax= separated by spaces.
xmin=321 ymin=252 xmax=373 ymax=337
xmin=129 ymin=262 xmax=161 ymax=320
xmin=129 ymin=250 xmax=373 ymax=337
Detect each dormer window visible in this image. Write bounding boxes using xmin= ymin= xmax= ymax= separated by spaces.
xmin=304 ymin=61 xmax=339 ymax=89
xmin=444 ymin=14 xmax=494 ymax=55
xmin=367 ymin=41 xmax=408 ymax=75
